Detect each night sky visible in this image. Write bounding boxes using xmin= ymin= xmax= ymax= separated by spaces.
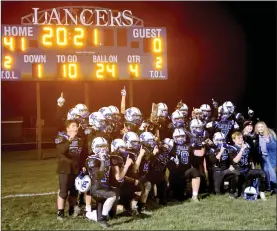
xmin=1 ymin=1 xmax=276 ymax=129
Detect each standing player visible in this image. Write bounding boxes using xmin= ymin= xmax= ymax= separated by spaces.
xmin=55 ymin=120 xmax=83 ymax=220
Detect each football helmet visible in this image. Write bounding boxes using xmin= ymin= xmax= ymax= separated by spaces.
xmin=223 ymin=101 xmax=235 ymax=114
xmin=124 ymin=107 xmax=142 ymax=126
xmin=213 ymin=132 xmax=226 ymax=147
xmin=111 ymin=139 xmax=127 ymax=153
xmin=178 ymin=103 xmax=189 ymax=117
xmin=221 ymin=106 xmax=232 ymax=121
xmin=67 ymin=108 xmax=81 ymax=120
xmin=200 ymin=104 xmax=211 ymax=118
xmin=123 ymin=131 xmax=141 ymax=151
xmin=108 ymin=105 xmax=121 ymax=122
xmin=75 ymin=175 xmax=91 ymax=193
xmin=173 ymin=128 xmax=186 ymax=145
xmin=243 ymin=186 xmax=258 ymax=201
xmin=162 ymin=138 xmax=174 ymax=153
xmin=140 ymin=132 xmax=156 ymax=149
xmin=171 ymin=110 xmax=185 ymax=128
xmin=190 ymin=119 xmax=204 ymax=136
xmin=99 ymin=107 xmax=113 ymax=121
xmin=75 ymin=104 xmax=89 ymax=118
xmin=91 ymin=137 xmax=109 ymax=156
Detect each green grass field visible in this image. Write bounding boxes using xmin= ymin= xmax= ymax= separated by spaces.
xmin=1 ymin=150 xmax=276 ymax=230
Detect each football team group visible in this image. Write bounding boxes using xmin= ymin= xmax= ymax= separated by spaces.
xmin=54 ymin=87 xmax=276 ymax=228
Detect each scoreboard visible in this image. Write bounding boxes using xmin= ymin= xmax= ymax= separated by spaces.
xmin=1 ymin=25 xmax=167 ymax=81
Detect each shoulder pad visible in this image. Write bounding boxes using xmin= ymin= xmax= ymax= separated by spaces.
xmin=110 ymin=155 xmax=124 ymax=166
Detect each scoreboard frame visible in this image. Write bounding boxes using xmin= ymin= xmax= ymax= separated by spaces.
xmin=1 ymin=6 xmax=168 ymax=81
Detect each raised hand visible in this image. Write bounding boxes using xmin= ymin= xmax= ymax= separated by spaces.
xmin=57 ymin=92 xmax=65 ymax=107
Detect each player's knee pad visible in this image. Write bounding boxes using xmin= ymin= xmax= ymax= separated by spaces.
xmin=59 ymin=190 xmax=68 ymax=199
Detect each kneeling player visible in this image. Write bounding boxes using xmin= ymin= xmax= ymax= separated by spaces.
xmin=207 ymin=132 xmax=239 ymax=198
xmin=229 ymin=132 xmax=267 ymax=200
xmin=85 ymin=137 xmax=116 ymax=228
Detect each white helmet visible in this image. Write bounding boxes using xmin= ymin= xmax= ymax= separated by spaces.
xmin=200 ymin=104 xmax=211 ymax=118
xmin=190 ymin=119 xmax=204 ymax=135
xmin=124 ymin=107 xmax=142 ymax=126
xmin=140 ymin=132 xmax=156 ymax=149
xmin=171 ymin=110 xmax=184 ymax=128
xmin=91 ymin=137 xmax=109 ymax=156
xmin=75 ymin=175 xmax=91 ymax=193
xmin=213 ymin=132 xmax=226 ymax=147
xmin=75 ymin=104 xmax=89 ymax=118
xmin=221 ymin=106 xmax=232 ymax=120
xmin=243 ymin=186 xmax=258 ymax=201
xmin=223 ymin=101 xmax=235 ymax=114
xmin=89 ymin=112 xmax=106 ymax=130
xmin=173 ymin=128 xmax=186 ymax=145
xmin=157 ymin=103 xmax=168 ymax=117
xmin=108 ymin=105 xmax=121 ymax=122
xmin=192 ymin=108 xmax=203 ymax=119
xmin=178 ymin=103 xmax=188 ymax=117
xmin=162 ymin=138 xmax=174 ymax=153
xmin=122 ymin=131 xmax=141 ymax=151
xmin=67 ymin=108 xmax=80 ymax=120
xmin=99 ymin=107 xmax=113 ymax=121
xmin=111 ymin=139 xmax=126 ymax=153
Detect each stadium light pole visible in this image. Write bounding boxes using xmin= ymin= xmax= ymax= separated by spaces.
xmin=129 ymin=80 xmax=134 ymax=107
xmin=84 ymin=82 xmax=89 ymax=108
xmin=36 ymin=82 xmax=42 ymax=160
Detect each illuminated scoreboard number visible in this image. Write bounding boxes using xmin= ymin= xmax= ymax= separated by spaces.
xmin=2 ymin=55 xmax=13 ymax=70
xmin=40 ymin=27 xmax=100 ymax=47
xmin=57 ymin=63 xmax=79 ymax=79
xmin=153 ymin=38 xmax=163 ymax=70
xmin=2 ymin=36 xmax=27 ymax=52
xmin=95 ymin=63 xmax=117 ymax=79
xmin=129 ymin=64 xmax=140 ymax=78
xmin=32 ymin=64 xmax=44 ymax=78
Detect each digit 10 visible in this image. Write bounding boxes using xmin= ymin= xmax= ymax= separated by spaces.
xmin=3 ymin=37 xmax=27 ymax=52
xmin=62 ymin=63 xmax=78 ymax=78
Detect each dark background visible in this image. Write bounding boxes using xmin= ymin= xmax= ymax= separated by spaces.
xmin=1 ymin=1 xmax=276 ymax=129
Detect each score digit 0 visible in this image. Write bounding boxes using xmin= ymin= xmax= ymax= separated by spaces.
xmin=62 ymin=63 xmax=78 ymax=78
xmin=153 ymin=38 xmax=163 ymax=69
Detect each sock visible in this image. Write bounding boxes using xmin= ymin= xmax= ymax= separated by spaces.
xmin=86 ymin=205 xmax=91 ymax=212
xmin=58 ymin=209 xmax=64 ymax=216
xmin=192 ymin=191 xmax=198 ymax=196
xmin=69 ymin=206 xmax=74 ymax=215
xmin=102 ymin=196 xmax=116 ymax=216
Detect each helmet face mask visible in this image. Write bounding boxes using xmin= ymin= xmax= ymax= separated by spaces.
xmin=172 ymin=110 xmax=185 ymax=128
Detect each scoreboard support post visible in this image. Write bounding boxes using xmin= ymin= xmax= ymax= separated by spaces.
xmin=129 ymin=81 xmax=134 ymax=107
xmin=84 ymin=82 xmax=89 ymax=108
xmin=36 ymin=82 xmax=43 ymax=160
